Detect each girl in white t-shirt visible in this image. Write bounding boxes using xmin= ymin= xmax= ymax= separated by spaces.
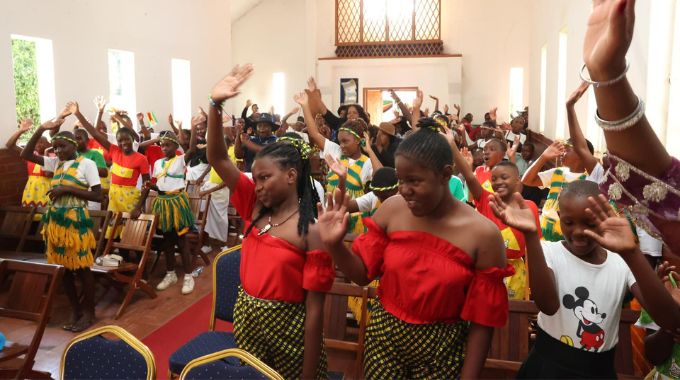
xmin=21 ymin=124 xmax=103 ymax=333
xmin=137 ymin=130 xmax=198 ymax=295
xmin=490 ymin=180 xmax=680 ymax=379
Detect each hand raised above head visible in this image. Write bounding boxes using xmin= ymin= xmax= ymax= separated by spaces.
xmin=210 ymin=64 xmax=254 ymax=103
xmin=583 ymin=0 xmax=636 ymax=80
xmin=19 ymin=119 xmax=33 ymax=132
xmin=489 ymin=192 xmax=538 ymax=233
xmin=293 ymin=92 xmax=309 ymax=106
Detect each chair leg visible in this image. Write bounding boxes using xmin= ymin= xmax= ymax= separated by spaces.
xmin=115 ymin=284 xmax=137 ymax=319
xmin=138 ymin=279 xmax=157 ymax=299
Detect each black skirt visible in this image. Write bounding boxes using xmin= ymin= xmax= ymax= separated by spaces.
xmin=517 ymin=327 xmax=617 ymax=379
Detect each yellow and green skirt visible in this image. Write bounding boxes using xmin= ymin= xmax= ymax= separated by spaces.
xmin=233 ymin=288 xmax=328 ymax=379
xmin=108 ymin=183 xmax=140 ymax=213
xmin=41 ymin=206 xmax=96 ymax=270
xmin=364 ymin=301 xmax=468 ymax=378
xmin=541 ymin=216 xmax=563 ymax=242
xmin=505 ymin=257 xmax=528 ymax=300
xmin=22 ymin=175 xmax=51 ymax=208
xmin=151 ymin=192 xmax=194 ymax=236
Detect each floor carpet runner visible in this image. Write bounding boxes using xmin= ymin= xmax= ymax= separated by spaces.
xmin=142 ymin=293 xmax=233 ymax=379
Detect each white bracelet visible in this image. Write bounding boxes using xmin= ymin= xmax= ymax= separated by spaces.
xmin=595 ymin=97 xmax=645 ymax=132
xmin=579 ymin=60 xmax=630 ymax=88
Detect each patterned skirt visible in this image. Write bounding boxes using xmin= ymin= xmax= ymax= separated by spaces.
xmin=152 ymin=192 xmax=194 ymax=236
xmin=108 ymin=184 xmax=140 ymax=213
xmin=233 ymin=288 xmax=327 ymax=379
xmin=42 ymin=206 xmax=96 ymax=270
xmin=505 ymin=257 xmax=528 ymax=300
xmin=364 ymin=301 xmax=468 ymax=379
xmin=22 ymin=175 xmax=51 ymax=208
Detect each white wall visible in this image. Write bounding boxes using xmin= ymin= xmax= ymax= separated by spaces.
xmin=527 ymin=0 xmax=652 ymax=147
xmin=0 ymin=0 xmax=231 ymax=145
xmin=231 ymin=0 xmax=531 ymax=123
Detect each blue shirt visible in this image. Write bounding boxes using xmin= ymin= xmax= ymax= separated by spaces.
xmin=244 ymin=135 xmax=278 ymax=172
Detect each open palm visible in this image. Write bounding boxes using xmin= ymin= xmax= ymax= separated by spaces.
xmin=211 ymin=64 xmax=253 ymax=103
xmin=489 ymin=193 xmax=538 ymax=233
xmin=583 ymin=195 xmax=638 ymax=255
xmin=317 ymin=191 xmax=350 ymax=247
xmin=324 ymin=154 xmax=347 ymax=180
xmin=584 ymin=0 xmax=635 ymax=77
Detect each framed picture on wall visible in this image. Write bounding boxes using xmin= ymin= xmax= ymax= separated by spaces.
xmin=340 ymin=78 xmax=358 ymax=105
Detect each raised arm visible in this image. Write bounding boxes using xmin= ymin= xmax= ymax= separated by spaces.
xmin=444 ymin=127 xmax=483 ymax=201
xmin=521 ymin=141 xmax=564 ymax=187
xmin=362 ymin=131 xmax=383 ymax=171
xmin=20 ymin=118 xmax=65 ymax=166
xmin=489 ymin=192 xmax=560 ymax=315
xmin=70 ymin=101 xmax=111 ymax=150
xmin=277 ymin=107 xmax=300 ymax=137
xmin=411 ymin=90 xmax=424 ymax=129
xmin=507 ymin=136 xmax=520 ymax=164
xmin=429 ymin=95 xmax=440 ymax=113
xmin=5 ymin=119 xmax=33 ymax=153
xmin=207 ymin=64 xmax=254 ymax=192
xmin=566 ymin=82 xmax=599 ymax=173
xmin=584 ymin=0 xmax=672 ymax=177
xmin=295 ymin=92 xmax=326 ymax=151
xmin=93 ymin=96 xmax=107 ymax=134
xmin=168 ymin=114 xmax=179 ymax=134
xmin=389 ymin=89 xmax=412 ymax=126
xmin=137 ymin=113 xmax=151 ymax=141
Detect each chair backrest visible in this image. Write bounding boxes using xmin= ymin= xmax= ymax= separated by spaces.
xmin=0 ymin=260 xmax=64 ymax=378
xmin=323 ymin=282 xmax=377 ymax=380
xmin=88 ymin=210 xmax=112 ymax=259
xmin=145 ymin=193 xmax=157 ymax=213
xmin=61 ymin=325 xmax=156 ymax=380
xmin=185 ymin=181 xmax=201 ymax=196
xmin=187 ymin=193 xmax=210 ymax=231
xmin=211 ymin=246 xmax=242 ymax=329
xmin=0 ymin=206 xmax=35 ymax=252
xmin=179 ymin=348 xmax=283 ymax=380
xmin=108 ymin=212 xmax=157 ymax=252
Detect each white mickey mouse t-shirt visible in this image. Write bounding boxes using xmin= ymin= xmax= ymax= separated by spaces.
xmin=537 ymin=241 xmax=636 ymax=352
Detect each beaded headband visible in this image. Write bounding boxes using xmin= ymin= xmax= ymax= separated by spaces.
xmin=159 ymin=135 xmax=180 ymax=146
xmin=369 ymin=183 xmax=398 ymax=192
xmin=278 ymin=136 xmax=312 ymax=160
xmin=52 ymin=135 xmax=77 ymax=146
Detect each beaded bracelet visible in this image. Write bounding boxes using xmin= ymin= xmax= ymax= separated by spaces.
xmin=594 ymin=96 xmax=645 ymax=132
xmin=579 ymin=60 xmax=630 ymax=88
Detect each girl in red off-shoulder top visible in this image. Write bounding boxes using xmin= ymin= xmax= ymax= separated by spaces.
xmin=207 ymin=65 xmax=334 ymax=380
xmin=319 ymin=119 xmax=514 ymax=379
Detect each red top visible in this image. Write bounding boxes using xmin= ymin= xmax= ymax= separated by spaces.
xmin=26 ymin=160 xmax=46 ymax=177
xmin=109 ymin=144 xmax=149 ymax=186
xmin=465 ymin=122 xmax=480 ymax=141
xmin=231 ymin=172 xmax=334 ymax=303
xmin=87 ymin=139 xmax=111 ymax=162
xmin=475 ymin=165 xmax=494 ymax=193
xmin=352 ymin=218 xmax=513 ymax=326
xmin=476 ymin=190 xmax=541 ymax=259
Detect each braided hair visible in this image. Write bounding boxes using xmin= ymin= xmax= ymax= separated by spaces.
xmin=395 ymin=119 xmax=453 ymax=173
xmin=243 ymin=137 xmax=320 ymax=238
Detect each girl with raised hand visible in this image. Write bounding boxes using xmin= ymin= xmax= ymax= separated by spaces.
xmin=5 ymin=119 xmax=53 ymax=208
xmin=207 ymin=65 xmax=334 ymax=379
xmin=583 ymin=0 xmax=680 ymax=253
xmin=21 ymin=118 xmax=102 ymax=332
xmin=489 ymin=182 xmax=680 ymax=378
xmin=70 ymin=100 xmax=150 ymax=219
xmin=318 ymin=123 xmax=512 ymax=379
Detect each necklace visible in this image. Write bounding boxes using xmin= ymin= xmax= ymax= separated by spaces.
xmin=258 ymin=209 xmax=299 ymax=236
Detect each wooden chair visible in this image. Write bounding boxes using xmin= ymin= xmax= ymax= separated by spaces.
xmin=0 ymin=260 xmax=64 ymax=379
xmin=92 ymin=212 xmax=158 ymax=319
xmin=0 ymin=206 xmax=36 ymax=256
xmin=323 ymin=282 xmax=377 ymax=380
xmin=89 ymin=210 xmax=113 ymax=259
xmin=61 ymin=325 xmax=156 ymax=380
xmin=179 ymin=348 xmax=283 ymax=380
xmin=186 ymin=193 xmax=212 ymax=267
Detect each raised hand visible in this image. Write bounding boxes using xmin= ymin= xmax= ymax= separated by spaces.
xmin=289 ymin=106 xmax=300 ymax=115
xmin=198 ymin=106 xmax=207 ymax=117
xmin=583 ymin=0 xmax=635 ymax=80
xmin=307 ymin=77 xmax=318 ymax=92
xmin=65 ymin=101 xmax=79 ymax=115
xmin=489 ymin=192 xmax=538 ymax=233
xmin=490 ymin=107 xmax=498 ymax=121
xmin=461 ymin=146 xmax=473 ymax=167
xmin=439 ymin=125 xmax=456 ymax=146
xmin=542 ymin=141 xmax=566 ymax=161
xmin=583 ymin=194 xmax=638 ymax=255
xmin=324 ymin=153 xmax=347 ymax=181
xmin=93 ymin=96 xmax=107 ymax=113
xmin=246 ymin=99 xmax=252 ymax=107
xmin=657 ymin=261 xmax=680 ymax=304
xmin=453 ymin=104 xmax=461 ymax=112
xmin=293 ymin=92 xmax=309 ymax=107
xmin=567 ymin=81 xmax=590 ymax=107
xmin=444 ymin=104 xmax=449 ymax=114
xmin=508 ymin=136 xmax=520 ymax=156
xmin=413 ymin=89 xmax=424 ymax=110
xmin=136 ymin=113 xmax=145 ymax=124
xmin=19 ymin=119 xmax=33 ymax=133
xmin=429 ymin=95 xmax=439 ymax=101
xmin=192 ymin=114 xmax=207 ymax=126
xmin=210 ymin=64 xmax=254 ymax=103
xmin=168 ymin=114 xmax=175 ymax=128
xmin=316 ymin=189 xmax=350 ymax=247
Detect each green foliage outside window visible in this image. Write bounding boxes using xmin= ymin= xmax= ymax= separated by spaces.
xmin=12 ymin=38 xmax=41 ymax=143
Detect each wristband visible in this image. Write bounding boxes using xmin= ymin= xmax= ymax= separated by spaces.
xmin=209 ymin=96 xmax=224 ymax=109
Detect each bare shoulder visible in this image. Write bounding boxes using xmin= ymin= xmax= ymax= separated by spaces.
xmin=371 ymin=194 xmax=406 ymax=228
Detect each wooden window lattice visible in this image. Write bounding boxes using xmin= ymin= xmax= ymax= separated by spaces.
xmin=335 ymin=0 xmax=441 ymax=57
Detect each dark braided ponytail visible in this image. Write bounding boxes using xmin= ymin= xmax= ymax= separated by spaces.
xmin=243 ymin=136 xmax=319 ymax=238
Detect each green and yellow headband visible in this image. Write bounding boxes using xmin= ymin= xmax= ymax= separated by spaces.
xmin=369 ymin=183 xmax=398 ymax=192
xmin=278 ymin=136 xmax=313 ymax=160
xmin=338 ymin=127 xmax=366 ymax=147
xmin=52 ymin=135 xmax=77 ymax=146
